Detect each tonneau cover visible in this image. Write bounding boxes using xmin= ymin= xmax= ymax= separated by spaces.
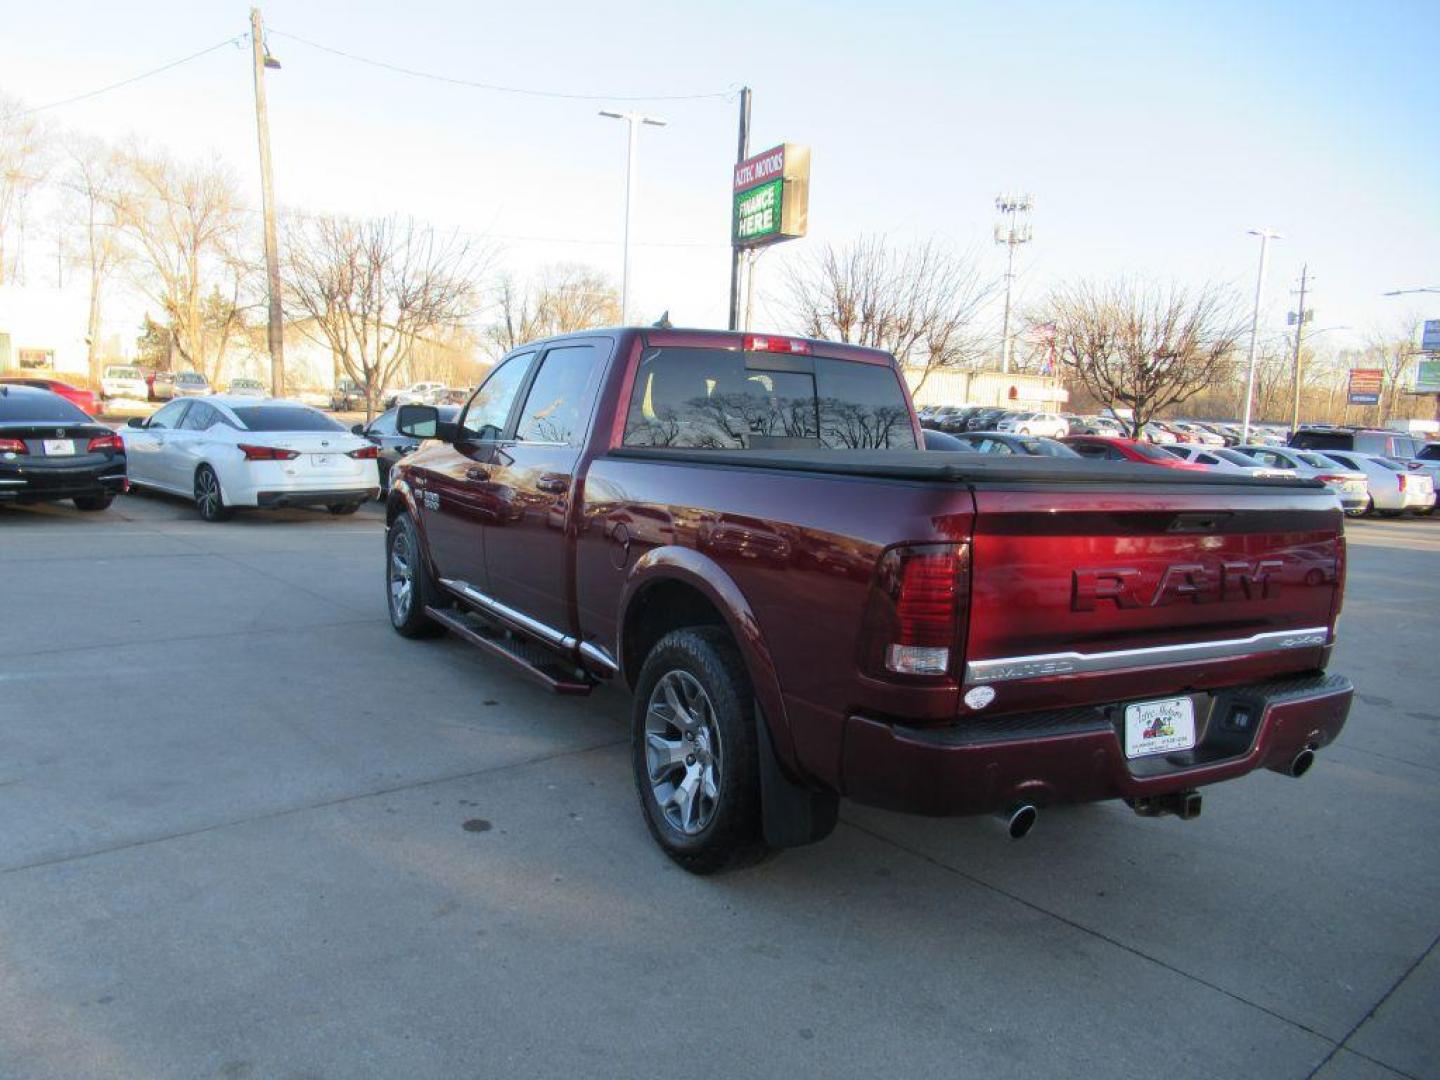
xmin=607 ymin=446 xmax=1325 ymax=490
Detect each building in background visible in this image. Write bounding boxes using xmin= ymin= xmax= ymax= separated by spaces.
xmin=904 ymin=366 xmax=1069 ymax=411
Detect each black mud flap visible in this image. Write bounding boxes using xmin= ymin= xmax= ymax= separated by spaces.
xmin=756 ymin=706 xmax=839 ymax=849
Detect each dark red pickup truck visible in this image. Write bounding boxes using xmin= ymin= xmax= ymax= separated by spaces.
xmin=385 ymin=327 xmax=1351 ymax=872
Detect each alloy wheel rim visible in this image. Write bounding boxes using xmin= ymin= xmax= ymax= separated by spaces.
xmin=389 ymin=530 xmax=414 ymax=622
xmin=644 ymin=670 xmax=722 ymax=835
xmin=196 ymin=470 xmax=219 ymax=517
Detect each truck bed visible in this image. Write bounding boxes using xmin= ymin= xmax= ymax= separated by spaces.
xmin=607 ymin=446 xmax=1325 ymax=490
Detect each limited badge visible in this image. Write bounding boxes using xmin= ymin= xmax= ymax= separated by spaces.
xmin=963 ymin=685 xmax=996 ymax=711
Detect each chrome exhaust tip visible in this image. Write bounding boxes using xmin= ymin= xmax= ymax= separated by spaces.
xmin=1003 ymin=803 xmax=1038 ymax=840
xmin=1289 ymin=747 xmax=1316 ymax=778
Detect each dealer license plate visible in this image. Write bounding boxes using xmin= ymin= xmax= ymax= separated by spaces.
xmin=42 ymin=439 xmax=75 ymax=456
xmin=1124 ymin=696 xmax=1196 ymax=759
xmin=310 ymin=454 xmax=334 ymax=467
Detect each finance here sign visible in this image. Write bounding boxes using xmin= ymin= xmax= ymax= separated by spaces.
xmin=733 ymin=144 xmax=810 ymax=248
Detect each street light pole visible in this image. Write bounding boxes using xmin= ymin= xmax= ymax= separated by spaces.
xmin=600 ymin=110 xmax=666 ymax=324
xmin=249 ymin=7 xmax=285 ymax=398
xmin=1241 ymin=227 xmax=1281 ymax=443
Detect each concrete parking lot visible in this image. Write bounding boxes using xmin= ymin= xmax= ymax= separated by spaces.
xmin=1 ymin=492 xmax=1436 ymax=1080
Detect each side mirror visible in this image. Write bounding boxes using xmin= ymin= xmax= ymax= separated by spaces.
xmin=127 ymin=416 xmax=146 ymax=429
xmin=350 ymin=423 xmax=365 ymax=435
xmin=397 ymin=404 xmax=443 ymax=439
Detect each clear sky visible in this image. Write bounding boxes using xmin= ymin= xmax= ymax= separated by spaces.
xmin=5 ymin=0 xmax=1438 ymax=351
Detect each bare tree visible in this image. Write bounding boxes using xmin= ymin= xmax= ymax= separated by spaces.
xmin=58 ymin=136 xmax=130 ymax=383
xmin=0 ymin=94 xmax=49 ymax=285
xmin=784 ymin=236 xmax=992 ymax=394
xmin=487 ymin=263 xmax=621 ymax=356
xmin=1366 ymin=319 xmax=1422 ymax=420
xmin=112 ymin=151 xmax=250 ymax=383
xmin=1034 ymin=278 xmax=1247 ymax=436
xmin=282 ymin=213 xmax=486 ymax=420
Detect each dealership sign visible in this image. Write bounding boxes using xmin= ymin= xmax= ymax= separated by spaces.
xmin=1415 ymin=358 xmax=1440 ymax=394
xmin=1347 ymin=368 xmax=1383 ymax=406
xmin=733 ymin=144 xmax=810 ymax=247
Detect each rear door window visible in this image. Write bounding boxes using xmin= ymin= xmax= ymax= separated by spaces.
xmin=623 ymin=348 xmax=916 ymax=450
xmin=515 ymin=345 xmax=600 ymax=446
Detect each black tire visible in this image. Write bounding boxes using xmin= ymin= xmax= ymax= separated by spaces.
xmin=194 ymin=465 xmax=233 ymax=522
xmin=73 ymin=494 xmax=114 ymax=512
xmin=327 ymin=502 xmax=362 ymax=515
xmin=386 ymin=511 xmax=446 ymax=638
xmin=631 ymin=627 xmax=766 ymax=875
xmin=1417 ymin=505 xmax=1435 ymax=517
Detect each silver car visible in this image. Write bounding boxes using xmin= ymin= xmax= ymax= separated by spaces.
xmin=1165 ymin=445 xmax=1291 ymax=476
xmin=1313 ymin=450 xmax=1436 ymax=517
xmin=1233 ymin=445 xmax=1370 ymax=515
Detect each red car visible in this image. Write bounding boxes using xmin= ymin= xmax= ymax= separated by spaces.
xmin=381 ymin=328 xmax=1351 ymax=873
xmin=0 ymin=376 xmax=98 ymax=416
xmin=1063 ymin=435 xmax=1210 ymax=470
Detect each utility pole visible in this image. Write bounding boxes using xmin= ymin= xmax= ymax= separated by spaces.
xmin=726 ymin=87 xmax=752 ymax=331
xmin=600 ymin=110 xmax=667 ymax=324
xmin=250 ymin=7 xmax=285 ymax=398
xmin=1240 ymin=227 xmax=1281 ymax=443
xmin=1288 ymin=263 xmax=1310 ymax=433
xmin=994 ymin=194 xmax=1033 ymax=374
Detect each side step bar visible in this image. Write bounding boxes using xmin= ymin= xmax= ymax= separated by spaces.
xmin=424 ymin=606 xmax=596 ymax=696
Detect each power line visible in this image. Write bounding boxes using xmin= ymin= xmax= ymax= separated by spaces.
xmin=23 ymin=36 xmax=248 ymax=114
xmin=268 ymin=28 xmax=735 ymax=102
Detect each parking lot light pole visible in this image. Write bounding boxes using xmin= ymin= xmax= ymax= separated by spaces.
xmin=599 ymin=110 xmax=667 ymax=325
xmin=1241 ymin=228 xmax=1282 ymax=444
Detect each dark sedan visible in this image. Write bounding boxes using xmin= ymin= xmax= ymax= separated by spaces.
xmin=0 ymin=385 xmax=127 ymax=510
xmin=354 ymin=405 xmax=459 ymax=493
xmin=941 ymin=431 xmax=1080 ymax=457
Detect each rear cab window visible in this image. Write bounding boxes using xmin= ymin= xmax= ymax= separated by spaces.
xmin=622 ymin=347 xmax=916 ymax=451
xmin=230 ymin=406 xmax=343 ymax=432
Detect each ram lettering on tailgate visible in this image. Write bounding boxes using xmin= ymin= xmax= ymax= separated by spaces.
xmin=1072 ymin=559 xmax=1284 ymax=611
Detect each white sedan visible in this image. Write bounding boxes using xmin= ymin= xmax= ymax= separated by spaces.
xmin=996 ymin=411 xmax=1069 ymax=438
xmin=1315 ymin=449 xmax=1436 ymax=517
xmin=121 ymin=396 xmax=380 ymax=521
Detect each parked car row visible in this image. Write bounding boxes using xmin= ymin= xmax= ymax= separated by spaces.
xmin=921 ymin=426 xmax=1435 ymax=519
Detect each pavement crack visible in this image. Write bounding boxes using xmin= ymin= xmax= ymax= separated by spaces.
xmin=1303 ymin=930 xmax=1440 ymax=1080
xmin=0 ymin=736 xmax=627 ymax=879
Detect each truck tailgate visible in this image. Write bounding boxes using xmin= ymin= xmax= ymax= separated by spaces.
xmin=964 ymin=482 xmax=1342 ymax=714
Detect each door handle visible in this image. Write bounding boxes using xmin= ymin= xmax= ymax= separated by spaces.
xmin=536 ymin=474 xmax=569 ymax=494
xmin=465 ymin=466 xmax=490 ymax=481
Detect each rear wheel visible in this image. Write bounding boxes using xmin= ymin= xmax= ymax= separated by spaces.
xmin=73 ymin=494 xmax=114 ymax=512
xmin=387 ymin=511 xmax=446 ymax=638
xmin=327 ymin=502 xmax=362 ymax=516
xmin=194 ymin=465 xmax=232 ymax=522
xmin=632 ymin=627 xmax=766 ymax=875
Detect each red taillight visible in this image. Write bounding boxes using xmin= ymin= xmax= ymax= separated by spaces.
xmin=238 ymin=443 xmax=300 ymax=461
xmin=743 ymin=334 xmax=811 ymax=355
xmin=860 ymin=543 xmax=969 ymax=678
xmin=0 ymin=437 xmax=27 ymax=454
xmin=1397 ymin=474 xmax=1408 ymax=493
xmin=347 ymin=444 xmax=379 ymax=459
xmin=86 ymin=433 xmax=123 ymax=453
